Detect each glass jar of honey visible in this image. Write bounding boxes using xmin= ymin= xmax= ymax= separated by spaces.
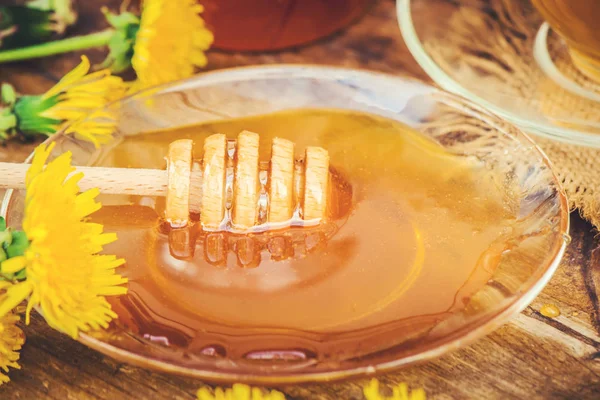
xmin=202 ymin=0 xmax=373 ymax=51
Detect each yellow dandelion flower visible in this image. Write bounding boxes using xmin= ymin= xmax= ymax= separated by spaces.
xmin=0 ymin=309 xmax=24 ymax=386
xmin=197 ymin=384 xmax=286 ymax=400
xmin=131 ymin=0 xmax=213 ymax=91
xmin=0 ymin=1 xmax=213 ymax=92
xmin=363 ymin=379 xmax=426 ymax=400
xmin=0 ymin=142 xmax=128 ymax=338
xmin=1 ymin=55 xmax=126 ymax=146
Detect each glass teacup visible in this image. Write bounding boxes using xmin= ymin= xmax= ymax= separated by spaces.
xmin=532 ymin=0 xmax=600 ymax=80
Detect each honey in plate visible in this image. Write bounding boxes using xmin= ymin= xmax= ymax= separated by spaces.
xmin=92 ymin=109 xmax=514 ymax=354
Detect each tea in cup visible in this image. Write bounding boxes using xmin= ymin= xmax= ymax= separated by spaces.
xmin=532 ymin=0 xmax=600 ymax=80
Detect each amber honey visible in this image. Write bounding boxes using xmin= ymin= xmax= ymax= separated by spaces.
xmin=93 ymin=109 xmax=514 ymax=351
xmin=202 ymin=0 xmax=372 ymax=51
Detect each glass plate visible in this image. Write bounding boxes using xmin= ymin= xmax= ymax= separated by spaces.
xmin=398 ymin=0 xmax=600 ymax=147
xmin=1 ymin=66 xmax=569 ymax=384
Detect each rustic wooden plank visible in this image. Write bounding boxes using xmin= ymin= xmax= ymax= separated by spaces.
xmin=1 ymin=0 xmax=600 ymax=399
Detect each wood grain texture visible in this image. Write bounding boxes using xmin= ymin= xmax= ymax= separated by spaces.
xmin=1 ymin=0 xmax=600 ymax=399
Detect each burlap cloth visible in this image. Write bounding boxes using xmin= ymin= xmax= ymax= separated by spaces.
xmin=419 ymin=0 xmax=600 ymax=229
xmin=536 ymin=137 xmax=600 ymax=229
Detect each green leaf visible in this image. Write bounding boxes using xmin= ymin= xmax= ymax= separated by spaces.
xmin=1 ymin=83 xmax=16 ymax=105
xmin=100 ymin=10 xmax=139 ymax=74
xmin=6 ymin=244 xmax=25 ymax=258
xmin=13 ymin=94 xmax=60 ymax=137
xmin=6 ymin=230 xmax=28 ymax=258
xmin=0 ymin=6 xmax=55 ymax=48
xmin=26 ymin=0 xmax=77 ymax=28
xmin=0 ymin=248 xmax=6 ymax=263
xmin=0 ymin=84 xmax=18 ymax=140
xmin=0 ymin=113 xmax=17 ymax=140
xmin=13 ymin=267 xmax=27 ymax=280
xmin=104 ymin=9 xmax=139 ymax=30
xmin=0 ymin=217 xmax=6 ymax=231
xmin=0 ymin=230 xmax=11 ymax=248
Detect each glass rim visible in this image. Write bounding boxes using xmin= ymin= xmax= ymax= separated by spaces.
xmin=396 ymin=0 xmax=600 ymax=148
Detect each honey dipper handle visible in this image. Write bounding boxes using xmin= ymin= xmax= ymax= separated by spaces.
xmin=0 ymin=162 xmax=203 ymax=212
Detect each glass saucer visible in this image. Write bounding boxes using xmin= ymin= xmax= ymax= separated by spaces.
xmin=398 ymin=0 xmax=600 ymax=147
xmin=1 ymin=66 xmax=569 ymax=384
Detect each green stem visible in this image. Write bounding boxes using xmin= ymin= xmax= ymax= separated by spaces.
xmin=0 ymin=29 xmax=113 ymax=63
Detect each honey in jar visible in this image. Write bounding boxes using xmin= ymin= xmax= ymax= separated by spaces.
xmin=202 ymin=0 xmax=373 ymax=51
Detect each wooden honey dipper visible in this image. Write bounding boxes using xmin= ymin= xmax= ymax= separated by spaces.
xmin=0 ymin=131 xmax=333 ymax=231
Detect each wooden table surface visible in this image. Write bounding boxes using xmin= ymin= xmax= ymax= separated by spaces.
xmin=1 ymin=1 xmax=600 ymax=399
